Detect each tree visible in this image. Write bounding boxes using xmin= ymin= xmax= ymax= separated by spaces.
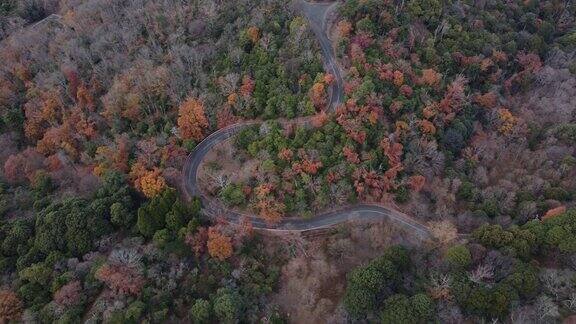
xmin=343 ymin=146 xmax=360 ymax=164
xmin=190 ymin=299 xmax=212 ymax=324
xmin=247 ymin=26 xmax=260 ymax=43
xmin=0 ymin=290 xmax=23 ymax=322
xmin=19 ymin=263 xmax=51 ymax=286
xmin=136 ymin=188 xmax=177 ymax=237
xmin=406 ymin=0 xmax=442 ymax=27
xmin=216 ymin=106 xmax=238 ymax=129
xmin=277 ymin=148 xmax=293 ymax=161
xmin=344 ymin=246 xmax=408 ymax=317
xmin=380 ymin=294 xmax=434 ymax=323
xmin=535 ymin=295 xmax=560 ymax=321
xmin=207 ymin=227 xmax=233 ymax=260
xmin=220 ymin=183 xmax=246 ymax=206
xmin=96 ymin=263 xmax=144 ymax=296
xmin=393 ymin=71 xmax=404 ymax=87
xmin=213 ymin=288 xmax=241 ymax=323
xmin=439 ymin=76 xmax=468 ymax=114
xmin=507 ymin=263 xmax=539 ymax=299
xmin=177 ymin=97 xmax=209 ymax=141
xmin=380 ymin=138 xmax=403 ymax=167
xmin=3 ymin=148 xmax=44 ymax=184
xmin=125 ymin=301 xmax=145 ymax=322
xmin=110 ymin=202 xmax=134 ymax=228
xmin=543 ymin=206 xmax=566 ymax=220
xmin=497 ymin=108 xmax=517 ymax=134
xmin=336 ymin=20 xmax=352 ymax=38
xmin=311 ymin=111 xmax=328 ymax=128
xmin=185 ymin=227 xmax=208 ymax=257
xmin=33 ymin=197 xmax=104 ymax=257
xmin=445 ymin=245 xmax=471 ymax=269
xmin=239 ymin=76 xmax=255 ymax=97
xmin=255 ymin=198 xmax=285 ymax=225
xmin=429 ymin=220 xmax=457 ymax=245
xmin=54 ymin=281 xmax=82 ymax=307
xmin=420 ymin=69 xmax=441 ymax=87
xmin=310 ymin=81 xmax=326 ymax=109
xmin=139 ymin=168 xmax=166 ymax=198
xmin=420 ymin=120 xmax=436 ymax=135
xmin=474 ymin=92 xmax=497 ymax=109
xmin=409 ymin=175 xmax=426 ymax=193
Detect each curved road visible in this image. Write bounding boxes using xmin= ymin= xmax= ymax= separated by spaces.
xmin=182 ymin=1 xmax=431 ymax=238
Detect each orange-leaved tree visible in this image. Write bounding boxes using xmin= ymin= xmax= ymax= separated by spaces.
xmin=310 ymin=81 xmax=326 ymax=109
xmin=177 ymin=97 xmax=208 ymax=141
xmin=138 ymin=168 xmax=166 ymax=198
xmin=207 ymin=227 xmax=233 ymax=260
xmin=247 ymin=26 xmax=260 ymax=44
xmin=239 ymin=76 xmax=255 ymax=97
xmin=420 ymin=68 xmax=441 ymax=87
xmin=336 ymin=20 xmax=352 ymax=38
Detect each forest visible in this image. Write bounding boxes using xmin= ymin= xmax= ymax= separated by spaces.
xmin=0 ymin=0 xmax=575 ymax=322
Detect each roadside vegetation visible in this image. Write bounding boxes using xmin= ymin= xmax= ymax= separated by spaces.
xmin=344 ymin=209 xmax=576 ymax=322
xmin=213 ymin=0 xmax=576 ymax=229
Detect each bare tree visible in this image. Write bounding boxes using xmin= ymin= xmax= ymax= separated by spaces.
xmin=535 ymin=295 xmax=560 ymax=321
xmin=468 ymin=264 xmax=494 ymax=284
xmin=540 ymin=269 xmax=575 ymax=300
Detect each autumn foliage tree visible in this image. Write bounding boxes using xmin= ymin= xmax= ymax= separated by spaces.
xmin=207 ymin=227 xmax=233 ymax=260
xmin=177 ymin=97 xmax=209 ymax=141
xmin=251 ymin=184 xmax=285 ymax=225
xmin=310 ymin=81 xmax=327 ymax=109
xmin=216 ymin=106 xmax=238 ymax=129
xmin=311 ymin=111 xmax=328 ymax=128
xmin=380 ymin=138 xmax=403 ymax=167
xmin=130 ymin=163 xmax=166 ymax=198
xmin=246 ymin=26 xmax=260 ymax=44
xmin=256 ymin=198 xmax=285 ymax=224
xmin=419 ymin=68 xmax=442 ymax=87
xmin=96 ymin=262 xmax=144 ymax=296
xmin=277 ymin=148 xmax=294 ymax=161
xmin=54 ymin=281 xmax=82 ymax=307
xmin=474 ymin=91 xmax=498 ymax=109
xmin=343 ymin=146 xmax=360 ymax=164
xmin=185 ymin=227 xmax=209 ymax=257
xmin=543 ymin=206 xmax=566 ymax=220
xmin=138 ymin=168 xmax=166 ymax=198
xmin=497 ymin=108 xmax=517 ymax=134
xmin=3 ymin=148 xmax=44 ymax=184
xmin=239 ymin=76 xmax=255 ymax=97
xmin=409 ymin=175 xmax=426 ymax=193
xmin=438 ymin=76 xmax=468 ymax=115
xmin=336 ymin=20 xmax=353 ymax=38
xmin=0 ymin=290 xmax=23 ymax=322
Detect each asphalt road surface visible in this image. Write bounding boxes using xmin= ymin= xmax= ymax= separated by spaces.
xmin=181 ymin=1 xmax=431 ymax=237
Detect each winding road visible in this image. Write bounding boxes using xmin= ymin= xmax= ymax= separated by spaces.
xmin=182 ymin=1 xmax=431 ymax=238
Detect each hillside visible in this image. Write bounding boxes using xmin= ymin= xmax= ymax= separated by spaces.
xmin=0 ymin=0 xmax=575 ymax=323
